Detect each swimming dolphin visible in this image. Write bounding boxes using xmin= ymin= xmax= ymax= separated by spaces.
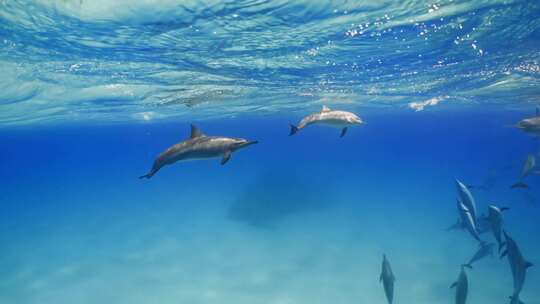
xmin=516 ymin=107 xmax=540 ymax=136
xmin=456 ymin=179 xmax=478 ymax=223
xmin=289 ymin=105 xmax=363 ymax=137
xmin=457 ymin=200 xmax=483 ymax=244
xmin=463 ymin=242 xmax=495 ymax=269
xmin=380 ymin=254 xmax=395 ymax=304
xmin=446 ymin=215 xmax=490 ymax=234
xmin=501 ymin=231 xmax=533 ymax=304
xmin=510 ymin=182 xmax=529 ymax=190
xmin=511 ymin=155 xmax=535 ymax=189
xmin=139 ymin=124 xmax=257 ymax=179
xmin=488 ymin=205 xmax=509 ymax=252
xmin=451 ymin=266 xmax=468 ymax=304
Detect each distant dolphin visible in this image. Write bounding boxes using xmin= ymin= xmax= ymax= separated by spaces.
xmin=516 ymin=107 xmax=540 ymax=135
xmin=488 ymin=205 xmax=509 ymax=252
xmin=139 ymin=124 xmax=257 ymax=179
xmin=451 ymin=266 xmax=468 ymax=304
xmin=456 ymin=179 xmax=478 ymax=223
xmin=511 ymin=155 xmax=535 ymax=189
xmin=510 ymin=182 xmax=529 ymax=190
xmin=380 ymin=254 xmax=395 ymax=304
xmin=457 ymin=200 xmax=483 ymax=244
xmin=501 ymin=231 xmax=533 ymax=304
xmin=463 ymin=242 xmax=495 ymax=269
xmin=289 ymin=105 xmax=364 ymax=137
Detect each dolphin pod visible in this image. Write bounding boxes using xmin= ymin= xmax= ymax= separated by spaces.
xmin=289 ymin=105 xmax=364 ymax=137
xmin=140 ymin=124 xmax=257 ymax=179
xmin=137 ymin=109 xmax=536 ymax=304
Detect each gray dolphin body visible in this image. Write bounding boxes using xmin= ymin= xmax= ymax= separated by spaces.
xmin=488 ymin=205 xmax=509 ymax=252
xmin=140 ymin=125 xmax=257 ymax=179
xmin=511 ymin=155 xmax=536 ymax=189
xmin=463 ymin=242 xmax=495 ymax=269
xmin=380 ymin=254 xmax=395 ymax=304
xmin=456 ymin=179 xmax=478 ymax=222
xmin=457 ymin=200 xmax=483 ymax=243
xmin=516 ymin=108 xmax=540 ymax=136
xmin=289 ymin=105 xmax=363 ymax=137
xmin=451 ymin=267 xmax=469 ymax=304
xmin=501 ymin=231 xmax=533 ymax=304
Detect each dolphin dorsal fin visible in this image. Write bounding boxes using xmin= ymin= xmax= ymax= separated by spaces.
xmin=190 ymin=124 xmax=204 ymax=138
xmin=321 ymin=105 xmax=331 ymax=112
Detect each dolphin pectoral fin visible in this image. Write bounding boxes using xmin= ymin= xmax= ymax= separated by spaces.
xmin=340 ymin=127 xmax=348 ymax=138
xmin=525 ymin=261 xmax=533 ymax=268
xmin=450 ymin=282 xmax=457 ymax=288
xmin=221 ymin=150 xmax=232 ymax=165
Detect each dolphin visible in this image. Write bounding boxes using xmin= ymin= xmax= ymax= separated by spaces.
xmin=511 ymin=155 xmax=535 ymax=189
xmin=456 ymin=179 xmax=478 ymax=223
xmin=446 ymin=215 xmax=490 ymax=234
xmin=457 ymin=200 xmax=483 ymax=244
xmin=510 ymin=182 xmax=529 ymax=190
xmin=501 ymin=231 xmax=533 ymax=304
xmin=289 ymin=105 xmax=364 ymax=137
xmin=463 ymin=242 xmax=495 ymax=269
xmin=380 ymin=254 xmax=395 ymax=304
xmin=139 ymin=124 xmax=257 ymax=179
xmin=451 ymin=266 xmax=468 ymax=304
xmin=516 ymin=107 xmax=540 ymax=136
xmin=488 ymin=205 xmax=510 ymax=252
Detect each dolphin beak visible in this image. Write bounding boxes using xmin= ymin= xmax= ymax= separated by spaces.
xmin=244 ymin=140 xmax=258 ymax=147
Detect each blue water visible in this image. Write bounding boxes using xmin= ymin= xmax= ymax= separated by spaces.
xmin=1 ymin=1 xmax=540 ymax=303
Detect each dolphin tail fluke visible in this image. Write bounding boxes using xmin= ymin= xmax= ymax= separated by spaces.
xmin=289 ymin=124 xmax=299 ymax=136
xmin=139 ymin=168 xmax=157 ymax=179
xmin=139 ymin=172 xmax=153 ymax=179
xmin=509 ymin=295 xmax=524 ymax=304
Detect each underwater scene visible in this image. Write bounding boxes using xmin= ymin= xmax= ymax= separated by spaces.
xmin=1 ymin=1 xmax=540 ymax=303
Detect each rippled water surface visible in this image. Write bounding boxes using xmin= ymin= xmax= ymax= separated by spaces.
xmin=1 ymin=0 xmax=539 ymax=124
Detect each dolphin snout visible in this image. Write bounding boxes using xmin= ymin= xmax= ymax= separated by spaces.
xmin=247 ymin=140 xmax=258 ymax=146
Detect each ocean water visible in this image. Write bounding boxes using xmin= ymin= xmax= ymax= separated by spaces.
xmin=1 ymin=1 xmax=540 ymax=304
